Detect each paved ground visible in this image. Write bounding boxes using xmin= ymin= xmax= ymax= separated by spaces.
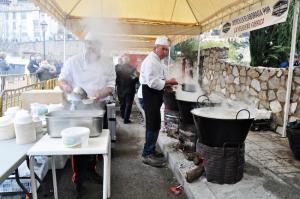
xmin=158 ymin=130 xmax=300 ymax=199
xmin=2 ymin=106 xmax=300 ymax=199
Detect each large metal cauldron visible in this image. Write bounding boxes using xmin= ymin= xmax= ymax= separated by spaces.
xmin=177 ymin=95 xmax=219 ymax=125
xmin=163 ymin=91 xmax=179 ymax=111
xmin=192 ymin=108 xmax=254 ymax=147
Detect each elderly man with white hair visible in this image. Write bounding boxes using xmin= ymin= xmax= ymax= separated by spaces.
xmin=140 ymin=36 xmax=178 ymax=167
xmin=115 ymin=55 xmax=138 ymax=123
xmin=58 ymin=32 xmax=116 ymax=193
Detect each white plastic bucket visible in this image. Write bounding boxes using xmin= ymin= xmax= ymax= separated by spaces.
xmin=0 ymin=116 xmax=15 ymax=140
xmin=14 ymin=111 xmax=36 ymax=144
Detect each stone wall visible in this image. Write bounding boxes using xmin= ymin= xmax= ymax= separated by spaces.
xmin=200 ymin=47 xmax=300 ymax=132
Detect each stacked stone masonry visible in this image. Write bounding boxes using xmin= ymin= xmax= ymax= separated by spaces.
xmin=199 ymin=47 xmax=300 ymax=132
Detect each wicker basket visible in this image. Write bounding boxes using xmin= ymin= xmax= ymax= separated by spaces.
xmin=198 ymin=142 xmax=245 ymax=184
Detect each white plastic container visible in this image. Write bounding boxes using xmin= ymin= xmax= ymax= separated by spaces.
xmin=30 ymin=103 xmax=48 ymax=117
xmin=4 ymin=106 xmax=21 ymax=118
xmin=61 ymin=127 xmax=90 ymax=148
xmin=0 ymin=116 xmax=15 ymax=140
xmin=14 ymin=111 xmax=36 ymax=144
xmin=32 ymin=116 xmax=43 ymax=134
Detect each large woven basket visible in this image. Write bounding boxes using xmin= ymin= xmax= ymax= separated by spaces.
xmin=197 ymin=142 xmax=245 ymax=184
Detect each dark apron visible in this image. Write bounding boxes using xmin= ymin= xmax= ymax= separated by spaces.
xmin=142 ymin=85 xmax=163 ymax=131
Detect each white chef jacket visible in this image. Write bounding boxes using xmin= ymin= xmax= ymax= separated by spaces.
xmin=137 ymin=85 xmax=143 ymax=98
xmin=59 ymin=52 xmax=116 ymax=98
xmin=140 ymin=51 xmax=165 ymax=91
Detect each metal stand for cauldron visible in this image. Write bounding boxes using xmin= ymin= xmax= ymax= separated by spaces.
xmin=197 ymin=142 xmax=245 ymax=184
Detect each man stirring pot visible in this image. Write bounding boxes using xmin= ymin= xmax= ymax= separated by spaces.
xmin=58 ymin=32 xmax=116 ymax=192
xmin=140 ymin=36 xmax=178 ymax=167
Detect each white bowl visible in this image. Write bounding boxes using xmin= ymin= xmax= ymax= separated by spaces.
xmin=61 ymin=127 xmax=90 ymax=148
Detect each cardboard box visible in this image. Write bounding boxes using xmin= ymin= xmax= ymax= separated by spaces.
xmin=21 ymin=90 xmax=64 ymax=110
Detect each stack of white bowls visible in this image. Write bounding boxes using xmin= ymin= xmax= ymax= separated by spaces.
xmin=14 ymin=111 xmax=36 ymax=144
xmin=0 ymin=116 xmax=14 ymax=140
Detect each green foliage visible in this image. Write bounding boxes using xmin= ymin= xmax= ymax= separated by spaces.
xmin=174 ymin=38 xmax=198 ymax=66
xmin=250 ymin=1 xmax=300 ymax=67
xmin=262 ymin=45 xmax=290 ymax=67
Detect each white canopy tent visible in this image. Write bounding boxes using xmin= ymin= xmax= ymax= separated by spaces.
xmin=31 ymin=0 xmax=299 ymax=137
xmin=30 ymin=0 xmax=278 ymax=47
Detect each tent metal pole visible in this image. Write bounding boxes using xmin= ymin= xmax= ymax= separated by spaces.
xmin=63 ymin=26 xmax=66 ymax=64
xmin=168 ymin=46 xmax=171 ymax=66
xmin=282 ymin=0 xmax=299 ymax=137
xmin=197 ymin=34 xmax=201 ymax=66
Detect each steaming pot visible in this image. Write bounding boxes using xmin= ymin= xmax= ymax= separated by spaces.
xmin=191 ymin=107 xmax=254 ymax=147
xmin=180 ymin=83 xmax=196 ymax=92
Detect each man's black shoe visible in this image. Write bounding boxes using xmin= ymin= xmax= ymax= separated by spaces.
xmin=124 ymin=120 xmax=132 ymax=124
xmin=86 ymin=171 xmax=102 ymax=184
xmin=142 ymin=154 xmax=166 ymax=168
xmin=153 ymin=150 xmax=164 ymax=158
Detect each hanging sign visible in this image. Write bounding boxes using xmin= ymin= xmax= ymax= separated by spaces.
xmin=220 ymin=0 xmax=289 ymax=37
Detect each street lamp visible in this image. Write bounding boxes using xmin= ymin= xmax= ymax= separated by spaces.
xmin=40 ymin=20 xmax=48 ymax=60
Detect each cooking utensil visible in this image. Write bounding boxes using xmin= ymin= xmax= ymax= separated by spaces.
xmin=179 ymin=83 xmax=197 ymax=92
xmin=72 ymin=86 xmax=88 ymax=99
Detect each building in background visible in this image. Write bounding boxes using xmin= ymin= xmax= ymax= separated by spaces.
xmin=0 ymin=0 xmax=74 ymax=43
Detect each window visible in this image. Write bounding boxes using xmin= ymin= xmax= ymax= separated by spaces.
xmin=5 ymin=13 xmax=8 ymax=20
xmin=34 ymin=32 xmax=40 ymax=38
xmin=12 ymin=12 xmax=16 ymax=20
xmin=21 ymin=12 xmax=26 ymax=19
xmin=13 ymin=22 xmax=16 ymax=29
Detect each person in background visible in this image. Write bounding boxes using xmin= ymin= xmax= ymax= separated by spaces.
xmin=36 ymin=60 xmax=57 ymax=81
xmin=116 ymin=55 xmax=138 ymax=124
xmin=0 ymin=52 xmax=9 ymax=91
xmin=58 ymin=32 xmax=116 ymax=193
xmin=0 ymin=52 xmax=9 ymax=73
xmin=140 ymin=36 xmax=178 ymax=167
xmin=181 ymin=58 xmax=186 ymax=79
xmin=294 ymin=53 xmax=299 ymax=66
xmin=279 ymin=53 xmax=299 ymax=67
xmin=54 ymin=60 xmax=63 ymax=75
xmin=27 ymin=55 xmax=41 ymax=73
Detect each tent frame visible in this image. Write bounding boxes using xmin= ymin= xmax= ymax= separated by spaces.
xmin=282 ymin=0 xmax=300 ymax=137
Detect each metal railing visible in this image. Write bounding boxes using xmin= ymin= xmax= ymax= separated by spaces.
xmin=0 ymin=73 xmax=38 ymax=92
xmin=0 ymin=78 xmax=57 ymax=116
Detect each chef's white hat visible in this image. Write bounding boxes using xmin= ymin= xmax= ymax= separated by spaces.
xmin=155 ymin=36 xmax=169 ymax=46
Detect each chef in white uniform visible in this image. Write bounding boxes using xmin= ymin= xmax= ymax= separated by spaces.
xmin=140 ymin=36 xmax=177 ymax=167
xmin=58 ymin=32 xmax=115 ymax=192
